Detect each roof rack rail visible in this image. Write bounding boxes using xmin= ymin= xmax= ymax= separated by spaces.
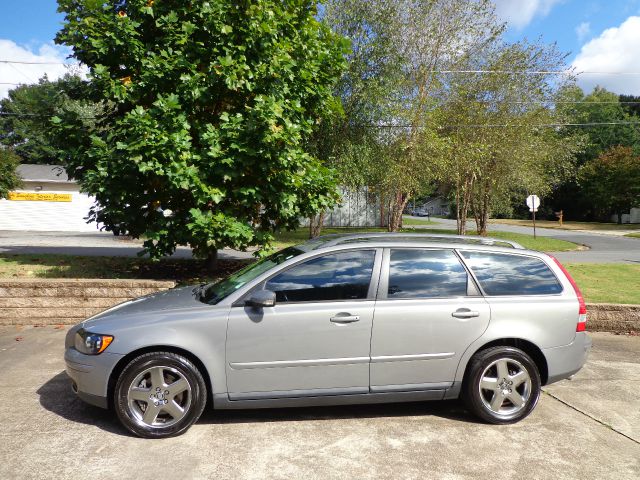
xmin=316 ymin=232 xmax=525 ymax=249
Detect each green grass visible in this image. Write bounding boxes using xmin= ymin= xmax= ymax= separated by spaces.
xmin=625 ymin=232 xmax=640 ymax=238
xmin=0 ymin=254 xmax=247 ymax=285
xmin=2 ymin=240 xmax=637 ymax=304
xmin=564 ymin=264 xmax=640 ymax=304
xmin=271 ymin=226 xmax=579 ymax=252
xmin=401 ymin=216 xmax=437 ymax=225
xmin=490 ymin=218 xmax=640 ymax=231
xmin=0 ymin=227 xmax=579 ymax=281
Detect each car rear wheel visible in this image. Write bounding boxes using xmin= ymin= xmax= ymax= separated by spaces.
xmin=114 ymin=352 xmax=207 ymax=438
xmin=462 ymin=346 xmax=541 ymax=424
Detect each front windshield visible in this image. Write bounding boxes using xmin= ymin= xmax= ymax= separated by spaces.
xmin=200 ymin=246 xmax=304 ymax=304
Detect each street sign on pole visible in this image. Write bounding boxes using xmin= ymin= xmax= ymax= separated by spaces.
xmin=526 ymin=195 xmax=540 ymax=239
xmin=526 ymin=195 xmax=540 ymax=212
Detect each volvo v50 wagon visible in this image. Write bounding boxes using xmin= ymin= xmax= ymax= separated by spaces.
xmin=65 ymin=233 xmax=591 ymax=438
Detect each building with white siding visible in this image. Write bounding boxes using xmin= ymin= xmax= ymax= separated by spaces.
xmin=0 ymin=164 xmax=100 ymax=232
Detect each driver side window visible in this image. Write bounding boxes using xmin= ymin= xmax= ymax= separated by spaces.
xmin=264 ymin=250 xmax=376 ymax=303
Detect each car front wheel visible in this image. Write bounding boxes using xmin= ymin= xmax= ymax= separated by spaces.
xmin=114 ymin=352 xmax=207 ymax=438
xmin=463 ymin=346 xmax=541 ymax=424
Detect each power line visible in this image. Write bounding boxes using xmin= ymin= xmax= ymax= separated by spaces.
xmin=432 ymin=69 xmax=640 ymax=75
xmin=2 ymin=111 xmax=638 ymax=128
xmin=434 ymin=100 xmax=640 ymax=106
xmin=0 ymin=60 xmax=77 ymax=65
xmin=3 ymin=59 xmax=640 ymax=75
xmin=372 ymin=121 xmax=640 ymax=129
xmin=0 ymin=112 xmax=97 ymax=120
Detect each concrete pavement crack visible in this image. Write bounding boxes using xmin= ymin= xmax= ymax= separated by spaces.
xmin=543 ymin=391 xmax=640 ymax=446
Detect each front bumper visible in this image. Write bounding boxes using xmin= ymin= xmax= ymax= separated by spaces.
xmin=64 ymin=347 xmax=124 ymax=409
xmin=543 ymin=332 xmax=592 ymax=385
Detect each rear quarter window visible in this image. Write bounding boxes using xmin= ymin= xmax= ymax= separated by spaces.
xmin=460 ymin=251 xmax=562 ymax=296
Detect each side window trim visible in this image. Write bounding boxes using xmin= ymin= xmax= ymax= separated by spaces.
xmin=453 ymin=249 xmax=483 ymax=297
xmin=234 ymin=248 xmax=382 ymax=306
xmin=376 ymin=248 xmax=391 ymax=300
xmin=377 ymin=247 xmax=476 ymax=301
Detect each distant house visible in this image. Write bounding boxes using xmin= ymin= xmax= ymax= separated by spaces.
xmin=301 ymin=186 xmax=383 ymax=228
xmin=610 ymin=208 xmax=640 ymax=224
xmin=414 ymin=197 xmax=449 ymax=216
xmin=0 ymin=164 xmax=100 ymax=232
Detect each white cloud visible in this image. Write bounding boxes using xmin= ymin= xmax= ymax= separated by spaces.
xmin=572 ymin=16 xmax=640 ymax=95
xmin=0 ymin=40 xmax=82 ymax=99
xmin=493 ymin=0 xmax=563 ymax=29
xmin=575 ymin=21 xmax=591 ymax=42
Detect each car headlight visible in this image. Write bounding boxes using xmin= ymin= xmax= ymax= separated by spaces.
xmin=74 ymin=329 xmax=114 ymax=355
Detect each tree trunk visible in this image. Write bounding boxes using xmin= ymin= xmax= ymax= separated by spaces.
xmin=205 ymin=249 xmax=218 ymax=271
xmin=617 ymin=212 xmax=623 ymax=224
xmin=455 ymin=180 xmax=462 ymax=234
xmin=388 ymin=191 xmax=409 ymax=232
xmin=475 ymin=183 xmax=491 ymax=236
xmin=379 ymin=195 xmax=388 ymax=229
xmin=457 ymin=175 xmax=475 ymax=235
xmin=309 ymin=211 xmax=326 ymax=238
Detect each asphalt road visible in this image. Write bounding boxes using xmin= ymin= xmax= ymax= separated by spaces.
xmin=415 ymin=218 xmax=640 ymax=264
xmin=0 ymin=327 xmax=638 ymax=480
xmin=0 ymin=221 xmax=639 ymax=263
xmin=0 ymin=230 xmax=254 ymax=260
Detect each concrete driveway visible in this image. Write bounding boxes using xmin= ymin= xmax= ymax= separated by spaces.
xmin=0 ymin=327 xmax=638 ymax=480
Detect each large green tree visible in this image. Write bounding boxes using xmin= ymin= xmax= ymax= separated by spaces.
xmin=0 ymin=148 xmax=23 ymax=198
xmin=552 ymin=86 xmax=640 ymax=219
xmin=579 ymin=146 xmax=640 ymax=223
xmin=441 ymin=41 xmax=582 ymax=235
xmin=619 ymin=94 xmax=640 ymax=119
xmin=0 ymin=74 xmax=92 ymax=164
xmin=55 ymin=0 xmax=347 ymax=262
xmin=323 ymin=0 xmax=502 ymax=232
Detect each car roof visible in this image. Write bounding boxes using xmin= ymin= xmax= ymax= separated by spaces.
xmin=301 ymin=232 xmax=527 ymax=251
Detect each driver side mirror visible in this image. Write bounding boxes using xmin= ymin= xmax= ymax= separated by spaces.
xmin=245 ymin=289 xmax=276 ymax=308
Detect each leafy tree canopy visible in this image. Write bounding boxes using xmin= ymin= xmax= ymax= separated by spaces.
xmin=579 ymin=146 xmax=640 ymax=223
xmin=54 ymin=0 xmax=348 ymax=260
xmin=559 ymin=86 xmax=640 ymax=162
xmin=0 ymin=73 xmax=91 ymax=164
xmin=0 ymin=148 xmax=23 ymax=198
xmin=619 ymin=94 xmax=640 ymax=118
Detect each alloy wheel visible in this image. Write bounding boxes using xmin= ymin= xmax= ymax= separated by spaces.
xmin=478 ymin=358 xmax=532 ymax=416
xmin=126 ymin=365 xmax=192 ymax=428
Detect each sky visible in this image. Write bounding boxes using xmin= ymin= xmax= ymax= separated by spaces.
xmin=1 ymin=0 xmax=640 ymax=98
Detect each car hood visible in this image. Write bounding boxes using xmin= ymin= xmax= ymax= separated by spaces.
xmin=82 ymin=285 xmax=205 ymax=326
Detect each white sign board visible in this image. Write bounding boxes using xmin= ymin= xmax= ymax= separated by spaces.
xmin=526 ymin=195 xmax=540 ymax=212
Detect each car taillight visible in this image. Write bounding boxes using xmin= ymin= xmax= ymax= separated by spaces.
xmin=549 ymin=255 xmax=587 ymax=332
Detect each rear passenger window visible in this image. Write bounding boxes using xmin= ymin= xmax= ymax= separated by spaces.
xmin=388 ymin=249 xmax=468 ymax=298
xmin=461 ymin=252 xmax=562 ymax=296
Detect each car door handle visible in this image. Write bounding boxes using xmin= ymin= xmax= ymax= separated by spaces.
xmin=451 ymin=309 xmax=480 ymax=319
xmin=330 ymin=314 xmax=360 ymax=324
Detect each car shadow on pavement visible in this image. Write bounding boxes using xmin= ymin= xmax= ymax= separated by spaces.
xmin=38 ymin=371 xmax=476 ymax=436
xmin=37 ymin=371 xmax=127 ymax=436
xmin=200 ymin=399 xmax=475 ymax=426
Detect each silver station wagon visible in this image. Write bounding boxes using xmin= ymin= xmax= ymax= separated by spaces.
xmin=65 ymin=233 xmax=591 ymax=438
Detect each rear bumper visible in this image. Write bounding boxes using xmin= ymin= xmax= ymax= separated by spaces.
xmin=64 ymin=347 xmax=123 ymax=409
xmin=543 ymin=332 xmax=592 ymax=385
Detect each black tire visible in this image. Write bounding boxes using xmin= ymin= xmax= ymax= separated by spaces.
xmin=462 ymin=346 xmax=541 ymax=424
xmin=114 ymin=352 xmax=207 ymax=438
